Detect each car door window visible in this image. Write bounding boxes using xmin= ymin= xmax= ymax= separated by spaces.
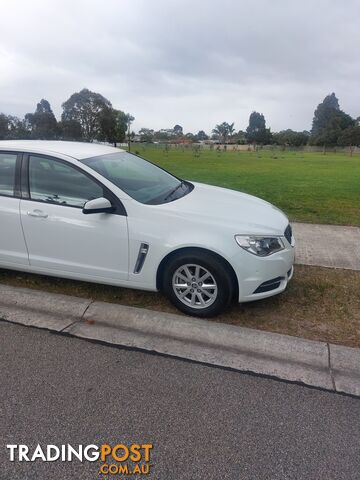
xmin=0 ymin=153 xmax=17 ymax=197
xmin=29 ymin=155 xmax=103 ymax=208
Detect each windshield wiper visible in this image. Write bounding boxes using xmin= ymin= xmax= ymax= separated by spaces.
xmin=164 ymin=180 xmax=186 ymax=201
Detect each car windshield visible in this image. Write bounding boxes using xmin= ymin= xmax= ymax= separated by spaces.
xmin=81 ymin=151 xmax=192 ymax=205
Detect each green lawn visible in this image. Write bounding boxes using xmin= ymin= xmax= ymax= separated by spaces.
xmin=133 ymin=146 xmax=360 ymax=226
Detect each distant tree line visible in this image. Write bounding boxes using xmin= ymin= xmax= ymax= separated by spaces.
xmin=138 ymin=93 xmax=359 ymax=152
xmin=1 ymin=91 xmax=359 ymax=151
xmin=0 ymin=88 xmax=134 ymax=146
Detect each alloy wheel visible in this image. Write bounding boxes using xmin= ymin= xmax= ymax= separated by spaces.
xmin=172 ymin=263 xmax=218 ymax=309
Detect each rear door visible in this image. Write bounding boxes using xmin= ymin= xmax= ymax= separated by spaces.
xmin=0 ymin=151 xmax=29 ymax=266
xmin=19 ymin=153 xmax=129 ymax=282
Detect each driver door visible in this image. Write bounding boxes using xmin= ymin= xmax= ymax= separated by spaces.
xmin=20 ymin=154 xmax=128 ymax=282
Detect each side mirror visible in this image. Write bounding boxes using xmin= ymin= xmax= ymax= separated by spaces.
xmin=82 ymin=197 xmax=114 ymax=215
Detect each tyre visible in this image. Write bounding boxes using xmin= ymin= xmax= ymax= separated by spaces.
xmin=161 ymin=250 xmax=234 ymax=317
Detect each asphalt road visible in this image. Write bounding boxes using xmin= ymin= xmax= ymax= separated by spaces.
xmin=0 ymin=321 xmax=359 ymax=480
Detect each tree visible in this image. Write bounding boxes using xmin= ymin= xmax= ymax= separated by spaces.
xmin=153 ymin=129 xmax=172 ymax=142
xmin=227 ymin=122 xmax=235 ymax=139
xmin=0 ymin=114 xmax=9 ymax=139
xmin=212 ymin=122 xmax=235 ymax=143
xmin=125 ymin=113 xmax=135 ymax=151
xmin=310 ymin=93 xmax=354 ymax=147
xmin=36 ymin=99 xmax=53 ymax=114
xmin=97 ymin=107 xmax=116 ymax=144
xmin=138 ymin=128 xmax=154 ymax=142
xmin=0 ymin=113 xmax=29 ymax=139
xmin=337 ymin=125 xmax=360 ymax=155
xmin=233 ymin=130 xmax=247 ymax=144
xmin=95 ymin=108 xmax=131 ymax=146
xmin=212 ymin=123 xmax=226 ymax=143
xmin=173 ymin=124 xmax=183 ymax=136
xmin=273 ymin=129 xmax=310 ymax=147
xmin=61 ymin=88 xmax=112 ymax=141
xmin=196 ymin=130 xmax=209 ymax=141
xmin=114 ymin=110 xmax=129 ymax=144
xmin=185 ymin=132 xmax=195 ymax=142
xmin=7 ymin=116 xmax=30 ymax=139
xmin=246 ymin=112 xmax=272 ymax=145
xmin=59 ymin=120 xmax=83 ymax=141
xmin=25 ymin=99 xmax=58 ymax=139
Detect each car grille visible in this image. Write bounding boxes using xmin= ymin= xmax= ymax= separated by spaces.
xmin=284 ymin=224 xmax=292 ymax=244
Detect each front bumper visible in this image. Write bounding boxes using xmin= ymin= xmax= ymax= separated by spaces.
xmin=231 ymin=245 xmax=295 ymax=303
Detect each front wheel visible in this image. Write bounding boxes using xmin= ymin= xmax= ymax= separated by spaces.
xmin=162 ymin=251 xmax=234 ymax=317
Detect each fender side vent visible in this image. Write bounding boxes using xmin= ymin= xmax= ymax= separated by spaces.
xmin=134 ymin=243 xmax=149 ymax=274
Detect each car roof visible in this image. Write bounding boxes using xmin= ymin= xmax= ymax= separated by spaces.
xmin=0 ymin=140 xmax=125 ymax=160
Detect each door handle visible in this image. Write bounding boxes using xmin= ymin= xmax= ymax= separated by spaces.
xmin=27 ymin=209 xmax=48 ymax=219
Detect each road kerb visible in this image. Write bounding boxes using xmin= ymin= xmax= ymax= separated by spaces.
xmin=0 ymin=284 xmax=91 ymax=331
xmin=1 ymin=283 xmax=359 ymax=396
xmin=65 ymin=301 xmax=334 ymax=391
xmin=329 ymin=344 xmax=360 ymax=396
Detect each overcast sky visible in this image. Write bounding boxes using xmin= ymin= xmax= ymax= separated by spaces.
xmin=0 ymin=0 xmax=359 ymax=133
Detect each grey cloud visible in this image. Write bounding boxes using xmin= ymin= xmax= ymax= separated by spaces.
xmin=0 ymin=0 xmax=359 ymax=132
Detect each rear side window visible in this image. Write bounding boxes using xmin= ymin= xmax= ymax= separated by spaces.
xmin=0 ymin=152 xmax=17 ymax=197
xmin=29 ymin=155 xmax=103 ymax=208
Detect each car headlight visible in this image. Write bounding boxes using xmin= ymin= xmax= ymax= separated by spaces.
xmin=235 ymin=235 xmax=285 ymax=257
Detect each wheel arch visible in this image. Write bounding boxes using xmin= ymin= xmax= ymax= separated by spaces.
xmin=156 ymin=246 xmax=239 ymax=299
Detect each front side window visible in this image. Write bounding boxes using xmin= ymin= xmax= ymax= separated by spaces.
xmin=0 ymin=152 xmax=17 ymax=197
xmin=29 ymin=155 xmax=103 ymax=208
xmin=81 ymin=152 xmax=191 ymax=205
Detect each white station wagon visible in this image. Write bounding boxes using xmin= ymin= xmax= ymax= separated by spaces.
xmin=0 ymin=141 xmax=295 ymax=316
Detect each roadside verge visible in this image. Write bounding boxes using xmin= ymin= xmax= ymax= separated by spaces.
xmin=0 ymin=284 xmax=358 ymax=397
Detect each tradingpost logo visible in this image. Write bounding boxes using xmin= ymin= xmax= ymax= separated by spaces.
xmin=7 ymin=443 xmax=153 ymax=476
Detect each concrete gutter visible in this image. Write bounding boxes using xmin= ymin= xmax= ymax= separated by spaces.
xmin=0 ymin=284 xmax=359 ymax=397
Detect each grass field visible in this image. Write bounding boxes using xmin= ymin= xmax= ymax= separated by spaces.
xmin=133 ymin=146 xmax=360 ymax=226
